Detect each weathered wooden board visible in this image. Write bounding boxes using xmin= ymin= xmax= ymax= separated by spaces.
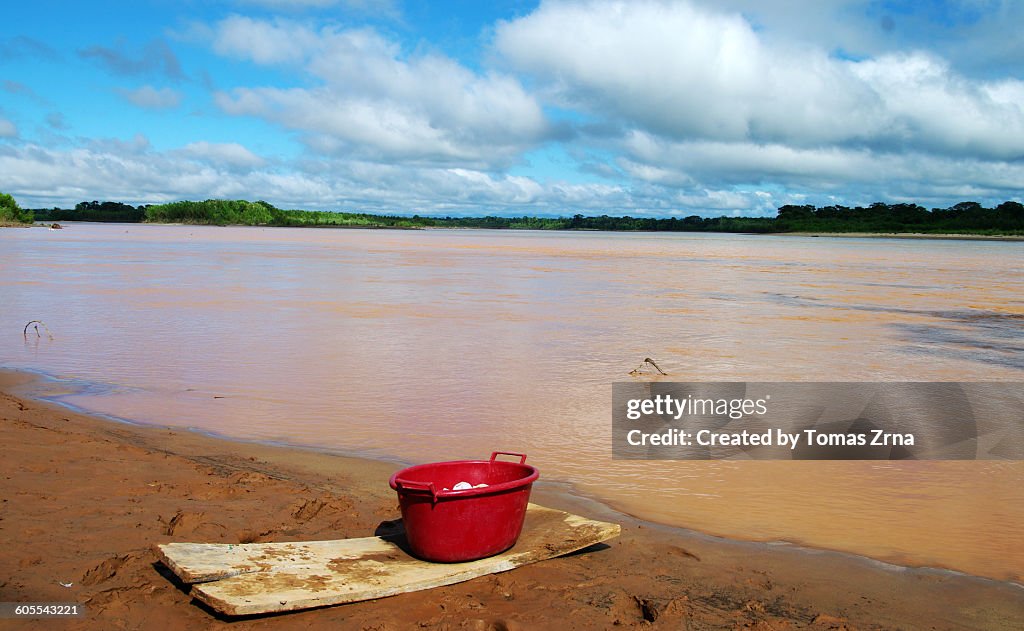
xmin=156 ymin=503 xmax=620 ymax=616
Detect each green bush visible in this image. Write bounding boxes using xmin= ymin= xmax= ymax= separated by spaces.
xmin=0 ymin=192 xmax=33 ymax=224
xmin=144 ymin=199 xmax=287 ymax=225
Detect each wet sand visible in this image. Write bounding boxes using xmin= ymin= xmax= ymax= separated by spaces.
xmin=2 ymin=370 xmax=1022 ymax=630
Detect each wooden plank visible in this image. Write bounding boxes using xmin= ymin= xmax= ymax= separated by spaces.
xmin=156 ymin=504 xmax=619 ymax=616
xmin=157 ymin=538 xmax=397 ymax=584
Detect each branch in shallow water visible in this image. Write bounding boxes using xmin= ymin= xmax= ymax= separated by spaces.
xmin=23 ymin=320 xmax=54 ymax=340
xmin=629 ymin=357 xmax=667 ymax=376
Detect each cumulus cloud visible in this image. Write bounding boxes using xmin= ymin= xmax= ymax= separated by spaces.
xmin=178 ymin=141 xmax=266 ymax=169
xmin=213 ymin=16 xmax=320 ymax=64
xmin=0 ymin=139 xmax=286 ymax=206
xmin=509 ymin=0 xmax=1024 ymax=86
xmin=79 ymin=39 xmax=185 ymax=80
xmin=0 ymin=139 xmax=648 ymax=214
xmin=498 ymin=2 xmax=852 ymax=141
xmin=850 ymin=53 xmax=1024 ymax=159
xmin=210 ymin=17 xmax=550 ymax=169
xmin=669 ymin=1 xmax=1024 ymax=82
xmin=2 ymin=133 xmax=1020 ymax=216
xmin=617 ymin=131 xmax=1024 ymax=207
xmin=495 ymin=0 xmax=1024 ymax=161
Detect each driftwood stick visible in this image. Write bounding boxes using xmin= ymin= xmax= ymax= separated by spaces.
xmin=629 ymin=357 xmax=668 ymax=376
xmin=23 ymin=320 xmax=53 ymax=340
xmin=642 ymin=357 xmax=668 ymax=375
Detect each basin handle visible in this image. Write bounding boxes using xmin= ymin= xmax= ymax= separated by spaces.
xmin=394 ymin=479 xmax=438 ymax=503
xmin=490 ymin=451 xmax=527 ymax=464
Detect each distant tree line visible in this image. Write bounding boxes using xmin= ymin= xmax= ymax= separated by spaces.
xmin=143 ymin=199 xmax=282 ymax=225
xmin=32 ymin=201 xmax=145 ymax=223
xmin=774 ymin=201 xmax=1024 ymax=234
xmin=18 ymin=197 xmax=1024 ymax=235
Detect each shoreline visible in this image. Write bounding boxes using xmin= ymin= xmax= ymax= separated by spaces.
xmin=2 ymin=369 xmax=1022 ymax=629
xmin=23 ymin=367 xmax=1022 ymax=585
xmin=10 ymin=220 xmax=1024 ymax=241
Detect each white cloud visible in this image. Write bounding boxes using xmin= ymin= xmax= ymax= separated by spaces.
xmin=0 ymin=118 xmax=16 ymax=138
xmin=497 ymin=1 xmax=852 ymax=141
xmin=850 ymin=52 xmax=1024 ymax=159
xmin=0 ymin=141 xmax=297 ymax=207
xmin=0 ymin=140 xmax=637 ymax=214
xmin=213 ymin=16 xmax=320 ymax=64
xmin=179 ymin=141 xmax=266 ymax=170
xmin=695 ymin=1 xmax=1024 ymax=77
xmin=621 ymin=132 xmax=879 ymax=185
xmin=617 ymin=131 xmax=1024 ymax=207
xmin=2 ymin=134 xmax=1020 ymax=217
xmin=119 ymin=85 xmax=182 ymax=109
xmin=495 ymin=0 xmax=1024 ymax=160
xmin=210 ymin=18 xmax=550 ymax=169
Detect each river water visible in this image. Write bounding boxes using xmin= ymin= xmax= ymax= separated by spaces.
xmin=3 ymin=223 xmax=1022 ymax=582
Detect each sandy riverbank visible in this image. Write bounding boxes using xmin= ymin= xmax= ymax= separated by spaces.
xmin=2 ymin=370 xmax=1022 ymax=630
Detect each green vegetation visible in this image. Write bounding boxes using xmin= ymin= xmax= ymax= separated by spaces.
xmin=143 ymin=199 xmax=283 ymax=225
xmin=0 ymin=192 xmax=33 ymax=224
xmin=33 ymin=201 xmax=145 ymax=223
xmin=18 ymin=196 xmax=1024 ymax=235
xmin=775 ymin=201 xmax=1024 ymax=235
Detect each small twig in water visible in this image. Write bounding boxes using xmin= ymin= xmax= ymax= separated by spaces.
xmin=23 ymin=320 xmax=54 ymax=340
xmin=629 ymin=357 xmax=667 ymax=376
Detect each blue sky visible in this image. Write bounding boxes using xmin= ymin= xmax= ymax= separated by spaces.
xmin=1 ymin=0 xmax=1022 ymax=217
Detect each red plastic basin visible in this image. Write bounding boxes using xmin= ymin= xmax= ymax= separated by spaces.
xmin=389 ymin=452 xmax=540 ymax=563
